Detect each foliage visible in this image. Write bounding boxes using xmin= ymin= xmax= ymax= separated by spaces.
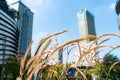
xmin=4 ymin=56 xmax=20 ymax=80
xmin=0 ymin=0 xmax=18 ymax=19
xmin=100 ymin=54 xmax=120 ymax=80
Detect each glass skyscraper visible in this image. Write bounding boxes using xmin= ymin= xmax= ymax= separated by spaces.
xmin=11 ymin=1 xmax=34 ymax=54
xmin=77 ymin=9 xmax=96 ymax=42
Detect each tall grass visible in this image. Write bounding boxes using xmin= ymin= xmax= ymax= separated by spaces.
xmin=16 ymin=30 xmax=120 ymax=80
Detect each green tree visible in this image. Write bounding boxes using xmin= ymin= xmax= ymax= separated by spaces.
xmin=101 ymin=54 xmax=120 ymax=80
xmin=4 ymin=56 xmax=20 ymax=80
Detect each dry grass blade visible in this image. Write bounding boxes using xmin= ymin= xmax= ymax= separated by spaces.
xmin=110 ymin=61 xmax=120 ymax=71
xmin=47 ymin=65 xmax=57 ymax=79
xmin=25 ymin=56 xmax=37 ymax=72
xmin=17 ymin=31 xmax=120 ymax=80
xmin=20 ymin=41 xmax=33 ymax=76
xmin=49 ymin=35 xmax=96 ymax=57
xmin=26 ymin=55 xmax=39 ymax=76
xmin=97 ymin=38 xmax=109 ymax=46
xmin=26 ymin=58 xmax=48 ymax=80
xmin=89 ymin=33 xmax=120 ymax=49
xmin=91 ymin=49 xmax=105 ymax=61
xmin=26 ymin=39 xmax=52 ymax=75
xmin=38 ymin=38 xmax=52 ymax=60
xmin=77 ymin=45 xmax=106 ymax=64
xmin=103 ymin=45 xmax=120 ymax=61
xmin=16 ymin=77 xmax=22 ymax=80
xmin=34 ymin=30 xmax=68 ymax=56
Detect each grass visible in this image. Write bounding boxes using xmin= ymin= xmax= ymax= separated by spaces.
xmin=16 ymin=30 xmax=120 ymax=80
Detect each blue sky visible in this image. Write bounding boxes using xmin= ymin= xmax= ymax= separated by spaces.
xmin=7 ymin=0 xmax=120 ymax=58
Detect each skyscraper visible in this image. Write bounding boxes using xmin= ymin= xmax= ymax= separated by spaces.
xmin=74 ymin=9 xmax=97 ymax=66
xmin=77 ymin=9 xmax=96 ymax=42
xmin=10 ymin=1 xmax=34 ymax=54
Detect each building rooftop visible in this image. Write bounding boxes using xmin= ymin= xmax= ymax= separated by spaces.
xmin=10 ymin=0 xmax=34 ymax=14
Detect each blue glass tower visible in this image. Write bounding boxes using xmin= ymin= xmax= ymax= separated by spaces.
xmin=11 ymin=1 xmax=34 ymax=54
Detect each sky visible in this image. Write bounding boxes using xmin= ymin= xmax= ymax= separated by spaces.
xmin=6 ymin=0 xmax=120 ymax=59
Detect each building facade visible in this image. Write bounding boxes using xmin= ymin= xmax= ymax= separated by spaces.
xmin=10 ymin=1 xmax=34 ymax=54
xmin=77 ymin=9 xmax=96 ymax=42
xmin=0 ymin=8 xmax=18 ymax=64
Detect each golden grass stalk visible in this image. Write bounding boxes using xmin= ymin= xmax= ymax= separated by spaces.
xmin=88 ymin=33 xmax=120 ymax=49
xmin=20 ymin=41 xmax=33 ymax=77
xmin=76 ymin=45 xmax=106 ymax=64
xmin=34 ymin=30 xmax=68 ymax=56
xmin=109 ymin=61 xmax=120 ymax=71
xmin=49 ymin=35 xmax=96 ymax=57
xmin=103 ymin=45 xmax=120 ymax=61
xmin=17 ymin=30 xmax=120 ymax=80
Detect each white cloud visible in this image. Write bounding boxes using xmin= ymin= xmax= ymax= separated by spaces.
xmin=109 ymin=2 xmax=115 ymax=10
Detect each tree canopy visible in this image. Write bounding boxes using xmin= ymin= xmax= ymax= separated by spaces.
xmin=101 ymin=54 xmax=120 ymax=80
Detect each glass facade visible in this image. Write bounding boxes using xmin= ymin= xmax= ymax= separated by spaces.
xmin=0 ymin=9 xmax=18 ymax=64
xmin=11 ymin=1 xmax=33 ymax=54
xmin=77 ymin=9 xmax=96 ymax=42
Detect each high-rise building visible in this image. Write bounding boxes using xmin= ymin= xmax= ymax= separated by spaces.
xmin=74 ymin=9 xmax=97 ymax=66
xmin=0 ymin=4 xmax=19 ymax=79
xmin=10 ymin=1 xmax=34 ymax=54
xmin=0 ymin=5 xmax=19 ymax=64
xmin=77 ymin=9 xmax=96 ymax=42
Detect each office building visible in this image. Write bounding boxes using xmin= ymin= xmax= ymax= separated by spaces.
xmin=77 ymin=9 xmax=96 ymax=42
xmin=0 ymin=5 xmax=19 ymax=64
xmin=0 ymin=4 xmax=19 ymax=79
xmin=74 ymin=9 xmax=97 ymax=66
xmin=10 ymin=1 xmax=34 ymax=54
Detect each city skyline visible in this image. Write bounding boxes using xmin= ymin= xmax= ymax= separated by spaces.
xmin=6 ymin=0 xmax=120 ymax=59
